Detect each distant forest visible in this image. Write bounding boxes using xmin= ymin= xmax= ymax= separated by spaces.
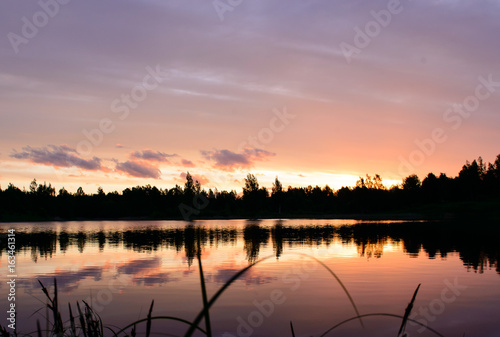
xmin=1 ymin=154 xmax=499 ymax=221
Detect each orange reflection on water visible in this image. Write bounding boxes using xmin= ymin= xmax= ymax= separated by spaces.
xmin=0 ymin=220 xmax=499 ymax=336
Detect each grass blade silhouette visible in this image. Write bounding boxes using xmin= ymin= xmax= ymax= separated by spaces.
xmin=398 ymin=284 xmax=421 ymax=337
xmin=68 ymin=303 xmax=76 ymax=337
xmin=116 ymin=317 xmax=207 ymax=336
xmin=185 ymin=251 xmax=363 ymax=337
xmin=319 ymin=313 xmax=445 ymax=337
xmin=197 ymin=230 xmax=212 ymax=337
xmin=295 ymin=253 xmax=364 ymax=328
xmin=77 ymin=302 xmax=88 ymax=337
xmin=184 ymin=255 xmax=275 ymax=337
xmin=146 ymin=300 xmax=154 ymax=337
xmin=37 ymin=320 xmax=42 ymax=337
xmin=38 ymin=279 xmax=63 ymax=335
xmin=290 ymin=321 xmax=296 ymax=337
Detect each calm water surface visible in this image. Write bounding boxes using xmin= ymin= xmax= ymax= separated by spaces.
xmin=0 ymin=219 xmax=499 ymax=337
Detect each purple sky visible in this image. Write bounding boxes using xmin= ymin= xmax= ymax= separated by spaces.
xmin=1 ymin=0 xmax=499 ymax=193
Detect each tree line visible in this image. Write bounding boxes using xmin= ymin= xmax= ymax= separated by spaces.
xmin=0 ymin=154 xmax=499 ymax=221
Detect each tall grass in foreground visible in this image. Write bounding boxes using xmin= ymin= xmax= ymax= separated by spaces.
xmin=1 ymin=255 xmax=448 ymax=337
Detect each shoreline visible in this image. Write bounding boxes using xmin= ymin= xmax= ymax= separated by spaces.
xmin=2 ymin=199 xmax=499 ymax=223
xmin=0 ymin=212 xmax=486 ymax=223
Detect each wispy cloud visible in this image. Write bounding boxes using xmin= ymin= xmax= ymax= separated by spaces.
xmin=209 ymin=267 xmax=277 ymax=286
xmin=115 ymin=148 xmax=178 ymax=179
xmin=117 ymin=257 xmax=161 ymax=275
xmin=201 ymin=148 xmax=275 ymax=171
xmin=181 ymin=159 xmax=195 ymax=167
xmin=116 ymin=258 xmax=177 ymax=286
xmin=131 ymin=149 xmax=177 ymax=162
xmin=22 ymin=266 xmax=106 ymax=294
xmin=115 ymin=160 xmax=162 ymax=179
xmin=10 ymin=145 xmax=102 ymax=170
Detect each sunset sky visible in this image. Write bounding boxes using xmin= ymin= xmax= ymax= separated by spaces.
xmin=1 ymin=0 xmax=499 ymax=193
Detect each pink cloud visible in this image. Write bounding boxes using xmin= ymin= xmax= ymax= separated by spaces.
xmin=201 ymin=148 xmax=275 ymax=171
xmin=115 ymin=148 xmax=180 ymax=179
xmin=116 ymin=160 xmax=161 ymax=179
xmin=131 ymin=149 xmax=177 ymax=162
xmin=181 ymin=159 xmax=196 ymax=167
xmin=10 ymin=145 xmax=102 ymax=171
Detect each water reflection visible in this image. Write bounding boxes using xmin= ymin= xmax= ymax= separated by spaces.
xmin=1 ymin=221 xmax=498 ymax=274
xmin=1 ymin=220 xmax=499 ymax=337
xmin=244 ymin=224 xmax=269 ymax=263
xmin=23 ymin=266 xmax=104 ymax=293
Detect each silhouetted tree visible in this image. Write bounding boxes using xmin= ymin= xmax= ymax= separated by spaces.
xmin=243 ymin=174 xmax=259 ymax=195
xmin=485 ymin=155 xmax=500 ymax=195
xmin=271 ymin=177 xmax=284 ymax=214
xmin=356 ymin=177 xmax=366 ymax=189
xmin=30 ymin=178 xmax=37 ymax=194
xmin=372 ymin=174 xmax=385 ymax=190
xmin=491 ymin=155 xmax=500 ymax=180
xmin=403 ymin=174 xmax=421 ymax=191
xmin=242 ymin=174 xmax=267 ymax=216
xmin=97 ymin=187 xmax=105 ymax=197
xmin=36 ymin=182 xmax=55 ymax=197
xmin=75 ymin=187 xmax=85 ymax=197
xmin=422 ymin=173 xmax=439 ymax=202
xmin=458 ymin=158 xmax=486 ymax=199
xmin=184 ymin=172 xmax=196 ymax=200
xmin=58 ymin=187 xmax=70 ymax=197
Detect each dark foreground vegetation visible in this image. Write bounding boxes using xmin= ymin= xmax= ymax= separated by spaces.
xmin=1 ymin=155 xmax=499 ymax=221
xmin=0 ymin=277 xmax=432 ymax=337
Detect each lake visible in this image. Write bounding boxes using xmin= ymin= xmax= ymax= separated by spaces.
xmin=0 ymin=219 xmax=499 ymax=337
